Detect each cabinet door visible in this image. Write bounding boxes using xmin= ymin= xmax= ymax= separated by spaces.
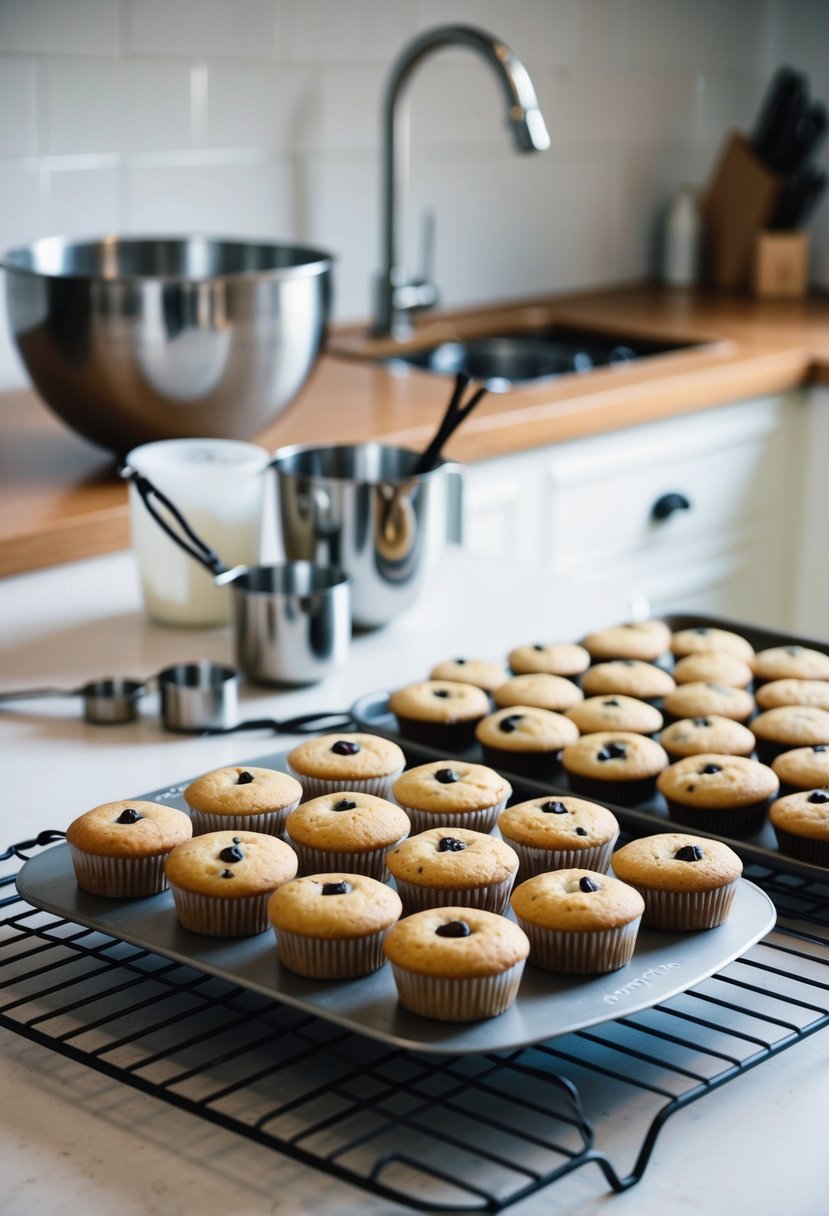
xmin=791 ymin=385 xmax=829 ymax=638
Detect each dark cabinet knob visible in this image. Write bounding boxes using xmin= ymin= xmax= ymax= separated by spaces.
xmin=651 ymin=491 xmax=691 ymax=522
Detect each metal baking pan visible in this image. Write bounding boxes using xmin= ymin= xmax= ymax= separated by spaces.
xmin=16 ymin=750 xmax=774 ymax=1058
xmin=351 ymin=611 xmax=829 ymax=884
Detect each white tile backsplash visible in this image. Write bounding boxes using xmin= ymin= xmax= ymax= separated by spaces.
xmin=0 ymin=59 xmax=37 ymax=155
xmin=0 ymin=0 xmax=120 ymax=57
xmin=43 ymin=59 xmax=193 ymax=155
xmin=0 ymin=0 xmax=825 ymax=392
xmin=126 ymin=0 xmax=282 ymax=61
xmin=124 ymin=160 xmax=295 ymax=238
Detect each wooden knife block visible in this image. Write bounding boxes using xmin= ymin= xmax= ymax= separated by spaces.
xmin=701 ymin=133 xmax=783 ymax=291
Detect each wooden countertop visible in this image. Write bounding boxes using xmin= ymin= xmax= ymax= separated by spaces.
xmin=2 ymin=280 xmax=828 ymax=578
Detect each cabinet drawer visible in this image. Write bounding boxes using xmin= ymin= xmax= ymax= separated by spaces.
xmin=543 ymin=398 xmax=791 ymax=570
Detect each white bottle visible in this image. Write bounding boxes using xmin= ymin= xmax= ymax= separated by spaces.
xmin=662 ymin=186 xmax=701 ymax=288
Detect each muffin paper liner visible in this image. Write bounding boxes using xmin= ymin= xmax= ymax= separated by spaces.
xmin=664 ymin=797 xmax=770 ymax=839
xmin=389 ymin=960 xmax=526 ymax=1021
xmin=168 ymin=886 xmax=272 ymax=936
xmin=624 ymin=879 xmax=739 ymax=930
xmin=393 ymin=873 xmax=516 ymax=917
xmin=393 ymin=717 xmax=483 ymax=751
xmin=274 ymin=926 xmax=390 ymax=979
xmin=514 ymin=916 xmax=641 ymax=974
xmin=188 ymin=798 xmax=301 ymax=839
xmin=501 ymin=833 xmax=619 ymax=880
xmin=290 ymin=838 xmax=406 ymax=883
xmin=771 ymin=826 xmax=829 ymax=867
xmin=396 ymin=797 xmax=508 ymax=837
xmin=286 ymin=763 xmax=403 ymax=803
xmin=480 ymin=746 xmax=563 ymax=781
xmin=566 ymin=773 xmax=658 ymax=807
xmin=69 ymin=846 xmax=169 ymax=898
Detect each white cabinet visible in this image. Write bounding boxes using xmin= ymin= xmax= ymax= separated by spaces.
xmin=462 ymin=394 xmax=806 ymax=628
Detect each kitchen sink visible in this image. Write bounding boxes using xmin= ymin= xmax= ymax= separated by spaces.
xmin=382 ymin=325 xmax=705 ymax=392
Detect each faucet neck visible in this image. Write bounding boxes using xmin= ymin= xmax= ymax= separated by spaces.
xmin=373 ymin=24 xmax=550 ymax=340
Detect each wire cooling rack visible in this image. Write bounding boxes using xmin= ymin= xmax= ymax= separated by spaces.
xmin=2 ymin=831 xmax=829 ymax=1214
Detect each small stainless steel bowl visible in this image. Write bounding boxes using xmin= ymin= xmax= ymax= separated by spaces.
xmin=1 ymin=235 xmax=334 ymax=456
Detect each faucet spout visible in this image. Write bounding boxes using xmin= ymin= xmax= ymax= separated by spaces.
xmin=373 ymin=24 xmax=550 ymax=339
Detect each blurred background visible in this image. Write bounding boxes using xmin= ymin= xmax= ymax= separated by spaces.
xmin=0 ymin=0 xmax=826 ymax=390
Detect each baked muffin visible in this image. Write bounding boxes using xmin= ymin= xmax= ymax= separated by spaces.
xmin=755 ymin=679 xmax=829 ymax=712
xmin=657 ymin=753 xmax=778 ymax=837
xmin=497 ymin=795 xmax=620 ymax=877
xmin=561 ymin=731 xmax=669 ymax=806
xmin=391 ymin=760 xmax=511 ymax=835
xmin=507 ymin=642 xmax=590 ymax=680
xmin=611 ymin=832 xmax=743 ymax=929
xmin=769 ymin=788 xmax=829 ymax=866
xmin=772 ymin=744 xmax=829 ymax=796
xmin=581 ymin=620 xmax=671 ymax=663
xmin=564 ymin=694 xmax=663 ymax=736
xmin=750 ymin=705 xmax=829 ymax=764
xmin=670 ymin=626 xmax=754 ymax=663
xmin=580 ymin=660 xmax=676 ymax=705
xmin=388 ymin=680 xmax=489 ymax=750
xmin=494 ymin=672 xmax=584 ymax=713
xmin=285 ymin=792 xmax=410 ymax=882
xmin=474 ymin=705 xmax=579 ymax=779
xmin=511 ymin=869 xmax=644 ymax=973
xmin=428 ymin=658 xmax=509 ymax=693
xmin=269 ymin=872 xmax=401 ymax=978
xmin=66 ymin=799 xmax=193 ymax=898
xmin=672 ymin=652 xmax=753 ymax=689
xmin=164 ymin=829 xmax=298 ymax=936
xmin=661 ymin=682 xmax=754 ymax=725
xmin=286 ymin=733 xmax=405 ymax=801
xmin=386 ymin=828 xmax=519 ymax=915
xmin=383 ymin=906 xmax=529 ymax=1021
xmin=183 ymin=765 xmax=302 ymax=837
xmin=752 ymin=644 xmax=829 ymax=685
xmin=659 ymin=715 xmax=756 ymax=760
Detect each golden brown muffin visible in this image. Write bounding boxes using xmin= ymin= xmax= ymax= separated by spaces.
xmin=498 ymin=795 xmax=620 ymax=877
xmin=388 ymin=679 xmax=490 ymax=749
xmin=269 ymin=872 xmax=402 ymax=979
xmin=659 ymin=715 xmax=756 ymax=760
xmin=611 ymin=832 xmax=743 ymax=929
xmin=475 ymin=705 xmax=579 ymax=779
xmin=672 ymin=652 xmax=753 ymax=689
xmin=661 ymin=681 xmax=755 ymax=724
xmin=581 ymin=620 xmax=671 ymax=663
xmin=565 ymin=694 xmax=663 ymax=736
xmin=561 ymin=731 xmax=669 ymax=806
xmin=752 ymin=645 xmax=829 ymax=684
xmin=494 ymin=672 xmax=584 ymax=713
xmin=384 ymin=906 xmax=529 ymax=1021
xmin=386 ymin=828 xmax=519 ymax=915
xmin=183 ymin=765 xmax=302 ymax=837
xmin=580 ymin=660 xmax=676 ymax=702
xmin=428 ymin=658 xmax=510 ymax=693
xmin=511 ymin=868 xmax=644 ymax=973
xmin=66 ymin=799 xmax=193 ymax=898
xmin=286 ymin=733 xmax=405 ymax=800
xmin=165 ymin=829 xmax=298 ymax=936
xmin=392 ymin=760 xmax=511 ymax=835
xmin=657 ymin=753 xmax=778 ymax=837
xmin=507 ymin=642 xmax=591 ymax=678
xmin=285 ymin=791 xmax=410 ymax=882
xmin=670 ymin=626 xmax=754 ymax=662
xmin=769 ymin=788 xmax=829 ymax=865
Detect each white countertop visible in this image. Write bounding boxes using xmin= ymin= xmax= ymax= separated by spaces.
xmin=1 ymin=549 xmax=827 ymax=1216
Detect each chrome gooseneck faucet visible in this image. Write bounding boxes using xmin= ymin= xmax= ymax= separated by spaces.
xmin=373 ymin=24 xmax=550 ymax=339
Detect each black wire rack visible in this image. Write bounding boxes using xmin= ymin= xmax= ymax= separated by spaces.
xmin=2 ymin=830 xmax=829 ymax=1214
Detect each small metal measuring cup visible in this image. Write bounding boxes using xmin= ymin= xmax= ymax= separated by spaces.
xmin=0 ymin=677 xmax=145 ymax=724
xmin=122 ymin=466 xmax=351 ymax=686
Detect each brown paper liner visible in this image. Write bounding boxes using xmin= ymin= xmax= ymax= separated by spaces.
xmin=291 ymin=838 xmax=405 ymax=883
xmin=397 ymin=797 xmax=508 ymax=837
xmin=501 ymin=834 xmax=618 ymax=880
xmin=169 ymin=885 xmax=272 ymax=936
xmin=625 ymin=878 xmax=739 ymax=930
xmin=390 ymin=960 xmax=525 ymax=1021
xmin=393 ymin=873 xmax=516 ymax=917
xmin=69 ymin=845 xmax=169 ymax=898
xmin=286 ymin=763 xmax=403 ymax=803
xmin=188 ymin=799 xmax=300 ymax=838
xmin=274 ymin=926 xmax=390 ymax=978
xmin=515 ymin=916 xmax=641 ymax=974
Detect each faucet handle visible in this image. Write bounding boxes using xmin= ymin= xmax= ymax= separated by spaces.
xmin=419 ymin=208 xmax=436 ymax=287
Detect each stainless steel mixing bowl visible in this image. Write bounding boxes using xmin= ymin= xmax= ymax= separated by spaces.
xmin=1 ymin=235 xmax=334 ymax=455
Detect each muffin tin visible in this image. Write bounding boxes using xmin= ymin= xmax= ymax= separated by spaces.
xmin=354 ymin=612 xmax=829 ymax=884
xmin=16 ymin=763 xmax=773 ymax=1057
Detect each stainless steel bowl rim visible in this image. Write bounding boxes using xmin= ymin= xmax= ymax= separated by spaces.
xmin=270 ymin=442 xmax=458 ymax=484
xmin=0 ymin=234 xmax=335 ymax=283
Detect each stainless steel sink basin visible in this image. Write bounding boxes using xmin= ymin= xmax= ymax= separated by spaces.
xmin=383 ymin=325 xmax=703 ymax=392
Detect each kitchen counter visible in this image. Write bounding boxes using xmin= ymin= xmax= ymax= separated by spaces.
xmin=2 ymin=281 xmax=829 ymax=579
xmin=1 ymin=548 xmax=828 ymax=1216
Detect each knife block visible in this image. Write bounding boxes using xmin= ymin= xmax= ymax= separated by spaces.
xmin=752 ymin=230 xmax=809 ymax=298
xmin=701 ymin=133 xmax=783 ymax=291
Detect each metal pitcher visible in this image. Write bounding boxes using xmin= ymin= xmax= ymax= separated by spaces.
xmin=270 ymin=443 xmax=464 ymax=629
